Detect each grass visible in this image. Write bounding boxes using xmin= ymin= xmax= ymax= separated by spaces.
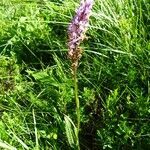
xmin=0 ymin=0 xmax=149 ymax=149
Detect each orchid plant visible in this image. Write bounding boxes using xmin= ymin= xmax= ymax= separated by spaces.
xmin=67 ymin=0 xmax=94 ymax=149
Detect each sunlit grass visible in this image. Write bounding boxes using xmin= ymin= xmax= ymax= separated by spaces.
xmin=0 ymin=0 xmax=149 ymax=149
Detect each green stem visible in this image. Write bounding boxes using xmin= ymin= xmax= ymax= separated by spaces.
xmin=73 ymin=66 xmax=80 ymax=150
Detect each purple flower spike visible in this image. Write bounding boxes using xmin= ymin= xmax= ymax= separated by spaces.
xmin=68 ymin=0 xmax=94 ymax=65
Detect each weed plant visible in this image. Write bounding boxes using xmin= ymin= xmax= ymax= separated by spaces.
xmin=0 ymin=0 xmax=149 ymax=149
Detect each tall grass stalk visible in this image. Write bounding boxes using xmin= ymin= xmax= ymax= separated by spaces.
xmin=33 ymin=109 xmax=39 ymax=150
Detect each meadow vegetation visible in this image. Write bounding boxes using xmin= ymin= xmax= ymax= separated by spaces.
xmin=0 ymin=0 xmax=149 ymax=149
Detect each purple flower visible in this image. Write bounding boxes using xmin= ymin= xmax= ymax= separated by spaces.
xmin=68 ymin=0 xmax=94 ymax=61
